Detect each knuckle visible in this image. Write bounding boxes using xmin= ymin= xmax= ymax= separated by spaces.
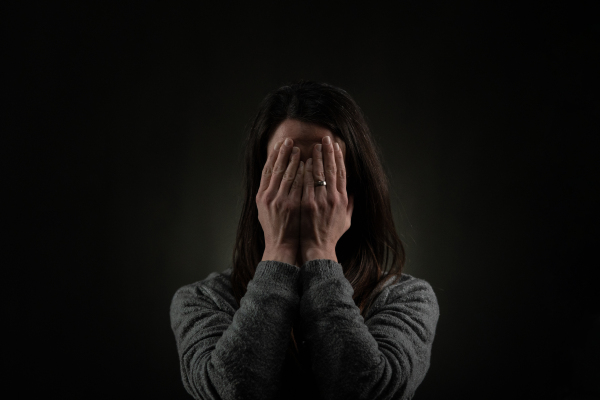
xmin=263 ymin=193 xmax=275 ymax=204
xmin=291 ymin=177 xmax=301 ymax=190
xmin=314 ymin=170 xmax=325 ymax=179
xmin=285 ymin=200 xmax=298 ymax=211
xmin=283 ymin=170 xmax=295 ymax=181
xmin=270 ymin=198 xmax=283 ymax=211
xmin=273 ymin=165 xmax=286 ymax=175
xmin=301 ymin=200 xmax=316 ymax=212
xmin=262 ymin=165 xmax=273 ymax=177
xmin=338 ymin=168 xmax=346 ymax=179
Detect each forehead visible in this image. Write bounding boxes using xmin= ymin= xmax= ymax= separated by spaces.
xmin=268 ymin=119 xmax=332 ymax=143
xmin=266 ymin=119 xmax=346 ymax=157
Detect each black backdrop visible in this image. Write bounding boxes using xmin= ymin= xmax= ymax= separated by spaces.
xmin=7 ymin=2 xmax=598 ymax=399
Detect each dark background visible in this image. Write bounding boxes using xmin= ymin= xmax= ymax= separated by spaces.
xmin=7 ymin=2 xmax=599 ymax=399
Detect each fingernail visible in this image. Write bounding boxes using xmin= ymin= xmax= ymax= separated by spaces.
xmin=299 ymin=160 xmax=304 ymax=168
xmin=292 ymin=147 xmax=299 ymax=154
xmin=274 ymin=141 xmax=282 ymax=151
xmin=323 ymin=136 xmax=331 ymax=145
xmin=284 ymin=138 xmax=292 ymax=147
xmin=334 ymin=143 xmax=340 ymax=151
xmin=316 ymin=144 xmax=322 ymax=152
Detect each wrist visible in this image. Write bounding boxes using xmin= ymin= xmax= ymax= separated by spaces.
xmin=302 ymin=247 xmax=337 ymax=264
xmin=262 ymin=245 xmax=299 ymax=267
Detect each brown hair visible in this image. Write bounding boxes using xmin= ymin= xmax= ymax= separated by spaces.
xmin=231 ymin=80 xmax=405 ymax=364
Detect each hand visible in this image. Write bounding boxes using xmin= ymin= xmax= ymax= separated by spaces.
xmin=257 ymin=138 xmax=305 ymax=267
xmin=300 ymin=135 xmax=354 ymax=264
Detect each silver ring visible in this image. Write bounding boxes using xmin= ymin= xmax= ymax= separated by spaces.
xmin=314 ymin=180 xmax=327 ymax=187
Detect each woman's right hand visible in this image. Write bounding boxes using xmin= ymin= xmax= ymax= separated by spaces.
xmin=257 ymin=137 xmax=305 ymax=267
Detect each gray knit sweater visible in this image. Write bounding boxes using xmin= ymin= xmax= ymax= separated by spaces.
xmin=170 ymin=259 xmax=439 ymax=400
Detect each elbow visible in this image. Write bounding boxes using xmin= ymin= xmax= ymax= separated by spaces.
xmin=182 ymin=352 xmax=227 ymax=400
xmin=331 ymin=354 xmax=420 ymax=400
xmin=185 ymin=353 xmax=275 ymax=400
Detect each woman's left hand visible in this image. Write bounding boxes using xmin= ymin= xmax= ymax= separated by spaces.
xmin=300 ymin=135 xmax=354 ymax=264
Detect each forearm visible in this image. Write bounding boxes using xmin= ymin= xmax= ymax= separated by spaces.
xmin=172 ymin=261 xmax=301 ymax=400
xmin=298 ymin=260 xmax=437 ymax=400
xmin=299 ymin=260 xmax=382 ymax=399
xmin=211 ymin=263 xmax=299 ymax=398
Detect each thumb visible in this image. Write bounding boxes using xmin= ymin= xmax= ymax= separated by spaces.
xmin=345 ymin=194 xmax=354 ymax=231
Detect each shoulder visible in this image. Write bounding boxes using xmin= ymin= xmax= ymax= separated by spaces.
xmin=170 ymin=268 xmax=238 ymax=319
xmin=388 ymin=273 xmax=438 ymax=305
xmin=366 ymin=273 xmax=440 ymax=326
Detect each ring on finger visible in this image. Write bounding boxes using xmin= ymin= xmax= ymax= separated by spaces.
xmin=314 ymin=180 xmax=327 ymax=187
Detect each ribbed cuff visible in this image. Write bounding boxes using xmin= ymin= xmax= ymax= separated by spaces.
xmin=300 ymin=259 xmax=344 ymax=290
xmin=254 ymin=260 xmax=301 ymax=289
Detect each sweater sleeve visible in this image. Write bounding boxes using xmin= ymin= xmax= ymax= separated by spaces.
xmin=170 ymin=261 xmax=301 ymax=400
xmin=299 ymin=259 xmax=440 ymax=400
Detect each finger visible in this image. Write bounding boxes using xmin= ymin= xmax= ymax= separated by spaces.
xmin=258 ymin=140 xmax=282 ymax=194
xmin=279 ymin=146 xmax=301 ymax=196
xmin=322 ymin=136 xmax=337 ymax=195
xmin=303 ymin=158 xmax=314 ymax=202
xmin=266 ymin=138 xmax=294 ymax=195
xmin=289 ymin=160 xmax=304 ymax=202
xmin=334 ymin=142 xmax=347 ymax=195
xmin=312 ymin=143 xmax=326 ymax=198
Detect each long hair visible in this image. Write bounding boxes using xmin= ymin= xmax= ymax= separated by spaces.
xmin=231 ymin=80 xmax=405 ymax=364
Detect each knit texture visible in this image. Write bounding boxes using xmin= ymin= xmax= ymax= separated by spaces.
xmin=170 ymin=259 xmax=439 ymax=400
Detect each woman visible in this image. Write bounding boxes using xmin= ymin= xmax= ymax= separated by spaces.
xmin=170 ymin=81 xmax=440 ymax=400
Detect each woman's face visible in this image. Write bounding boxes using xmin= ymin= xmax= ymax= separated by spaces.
xmin=266 ymin=119 xmax=347 ymax=163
